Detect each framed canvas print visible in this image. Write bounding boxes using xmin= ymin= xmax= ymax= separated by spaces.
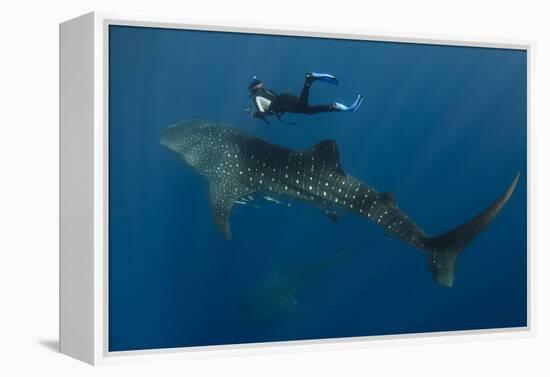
xmin=59 ymin=12 xmax=532 ymax=365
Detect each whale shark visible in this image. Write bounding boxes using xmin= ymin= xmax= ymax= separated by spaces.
xmin=160 ymin=119 xmax=519 ymax=287
xmin=240 ymin=243 xmax=367 ymax=321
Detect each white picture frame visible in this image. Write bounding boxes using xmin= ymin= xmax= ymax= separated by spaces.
xmin=59 ymin=11 xmax=534 ymax=365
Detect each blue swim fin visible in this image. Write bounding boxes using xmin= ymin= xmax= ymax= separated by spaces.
xmin=307 ymin=72 xmax=340 ymax=86
xmin=332 ymin=94 xmax=363 ymax=112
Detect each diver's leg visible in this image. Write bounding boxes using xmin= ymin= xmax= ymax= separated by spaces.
xmin=302 ymin=95 xmax=364 ymax=114
xmin=302 ymin=104 xmax=334 ymax=114
xmin=299 ymin=72 xmax=340 ymax=109
xmin=298 ymin=76 xmax=313 ymax=107
xmin=298 ymin=75 xmax=333 ymax=114
xmin=273 ymin=93 xmax=301 ymax=113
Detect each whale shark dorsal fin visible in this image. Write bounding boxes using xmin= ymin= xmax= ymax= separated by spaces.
xmin=379 ymin=192 xmax=396 ymax=209
xmin=209 ymin=178 xmax=254 ymax=240
xmin=305 ymin=139 xmax=344 ymax=174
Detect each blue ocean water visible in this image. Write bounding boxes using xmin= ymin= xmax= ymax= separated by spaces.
xmin=108 ymin=25 xmax=527 ymax=351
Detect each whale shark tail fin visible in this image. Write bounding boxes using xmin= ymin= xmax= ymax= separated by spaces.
xmin=422 ymin=172 xmax=520 ymax=287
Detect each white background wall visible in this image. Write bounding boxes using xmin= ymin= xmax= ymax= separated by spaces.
xmin=0 ymin=0 xmax=548 ymax=375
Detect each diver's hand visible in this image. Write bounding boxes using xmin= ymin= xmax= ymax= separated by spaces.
xmin=252 ymin=111 xmax=269 ymax=124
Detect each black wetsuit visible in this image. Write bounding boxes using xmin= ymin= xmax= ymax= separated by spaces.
xmin=251 ymin=77 xmax=334 ymax=123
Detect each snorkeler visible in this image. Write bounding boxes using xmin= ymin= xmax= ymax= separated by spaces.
xmin=246 ymin=72 xmax=363 ymax=125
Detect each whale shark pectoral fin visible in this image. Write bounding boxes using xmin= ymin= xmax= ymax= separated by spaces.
xmin=209 ymin=178 xmax=254 ymax=240
xmin=325 ymin=210 xmax=341 ymax=223
xmin=305 ymin=139 xmax=345 ymax=175
xmin=209 ymin=190 xmax=234 ymax=240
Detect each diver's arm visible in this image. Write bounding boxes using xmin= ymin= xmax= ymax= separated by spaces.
xmin=253 ymin=110 xmax=270 ymax=124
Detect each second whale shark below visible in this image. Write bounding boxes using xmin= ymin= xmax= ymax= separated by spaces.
xmin=240 ymin=242 xmax=369 ymax=321
xmin=161 ymin=119 xmax=519 ymax=287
